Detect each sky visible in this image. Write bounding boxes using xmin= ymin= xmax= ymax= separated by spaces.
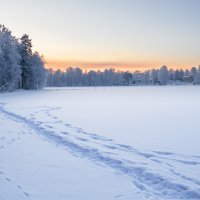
xmin=1 ymin=0 xmax=200 ymax=71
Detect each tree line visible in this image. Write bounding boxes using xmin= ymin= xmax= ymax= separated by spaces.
xmin=1 ymin=25 xmax=200 ymax=90
xmin=0 ymin=25 xmax=46 ymax=91
xmin=46 ymin=65 xmax=200 ymax=87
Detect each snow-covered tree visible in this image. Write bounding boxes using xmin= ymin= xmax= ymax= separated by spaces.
xmin=158 ymin=66 xmax=169 ymax=85
xmin=190 ymin=67 xmax=197 ymax=80
xmin=142 ymin=70 xmax=151 ymax=85
xmin=46 ymin=65 xmax=200 ymax=87
xmin=123 ymin=71 xmax=132 ymax=85
xmin=19 ymin=34 xmax=33 ymax=89
xmin=194 ymin=66 xmax=200 ymax=85
xmin=0 ymin=25 xmax=21 ymax=91
xmin=30 ymin=52 xmax=46 ymax=89
xmin=0 ymin=25 xmax=46 ymax=91
xmin=150 ymin=69 xmax=158 ymax=84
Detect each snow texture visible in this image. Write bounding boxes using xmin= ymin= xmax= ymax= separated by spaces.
xmin=0 ymin=86 xmax=200 ymax=199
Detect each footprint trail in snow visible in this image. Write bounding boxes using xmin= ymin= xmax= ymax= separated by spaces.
xmin=0 ymin=104 xmax=200 ymax=199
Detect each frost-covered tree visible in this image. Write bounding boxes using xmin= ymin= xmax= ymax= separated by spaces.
xmin=0 ymin=25 xmax=21 ymax=91
xmin=158 ymin=66 xmax=169 ymax=85
xmin=184 ymin=69 xmax=190 ymax=76
xmin=46 ymin=68 xmax=54 ymax=87
xmin=168 ymin=69 xmax=174 ymax=81
xmin=142 ymin=71 xmax=151 ymax=85
xmin=46 ymin=66 xmax=200 ymax=87
xmin=150 ymin=69 xmax=158 ymax=84
xmin=30 ymin=52 xmax=46 ymax=89
xmin=0 ymin=25 xmax=46 ymax=91
xmin=19 ymin=34 xmax=33 ymax=89
xmin=190 ymin=67 xmax=197 ymax=80
xmin=194 ymin=66 xmax=200 ymax=85
xmin=123 ymin=71 xmax=132 ymax=85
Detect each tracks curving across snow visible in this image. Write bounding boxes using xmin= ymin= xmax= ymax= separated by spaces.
xmin=0 ymin=103 xmax=200 ymax=199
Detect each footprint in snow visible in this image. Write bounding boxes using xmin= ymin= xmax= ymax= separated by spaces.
xmin=114 ymin=194 xmax=124 ymax=198
xmin=153 ymin=151 xmax=174 ymax=156
xmin=151 ymin=159 xmax=162 ymax=163
xmin=5 ymin=177 xmax=11 ymax=182
xmin=91 ymin=135 xmax=111 ymax=142
xmin=60 ymin=131 xmax=69 ymax=135
xmin=174 ymin=159 xmax=200 ymax=165
xmin=17 ymin=185 xmax=30 ymax=198
xmin=137 ymin=152 xmax=155 ymax=159
xmin=17 ymin=185 xmax=23 ymax=189
xmin=64 ymin=123 xmax=71 ymax=127
xmin=23 ymin=192 xmax=30 ymax=197
xmin=103 ymin=144 xmax=117 ymax=150
xmin=117 ymin=144 xmax=133 ymax=150
xmin=46 ymin=125 xmax=53 ymax=129
xmin=75 ymin=137 xmax=88 ymax=142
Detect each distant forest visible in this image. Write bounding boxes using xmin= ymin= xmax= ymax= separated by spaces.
xmin=46 ymin=66 xmax=200 ymax=87
xmin=1 ymin=25 xmax=200 ymax=91
xmin=0 ymin=25 xmax=46 ymax=91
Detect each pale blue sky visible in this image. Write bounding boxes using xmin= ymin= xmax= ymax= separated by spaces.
xmin=1 ymin=0 xmax=200 ymax=70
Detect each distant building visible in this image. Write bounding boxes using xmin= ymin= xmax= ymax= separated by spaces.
xmin=194 ymin=68 xmax=200 ymax=85
xmin=182 ymin=76 xmax=193 ymax=83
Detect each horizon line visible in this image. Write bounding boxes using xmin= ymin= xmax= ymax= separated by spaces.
xmin=45 ymin=61 xmax=199 ymax=72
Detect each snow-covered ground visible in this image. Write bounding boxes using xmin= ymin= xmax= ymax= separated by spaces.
xmin=0 ymin=86 xmax=200 ymax=200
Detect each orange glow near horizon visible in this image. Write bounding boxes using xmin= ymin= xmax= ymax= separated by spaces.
xmin=45 ymin=59 xmax=197 ymax=72
xmin=45 ymin=60 xmax=155 ymax=72
xmin=1 ymin=1 xmax=200 ymax=74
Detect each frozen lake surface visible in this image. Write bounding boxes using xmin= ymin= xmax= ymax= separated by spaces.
xmin=0 ymin=86 xmax=200 ymax=199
